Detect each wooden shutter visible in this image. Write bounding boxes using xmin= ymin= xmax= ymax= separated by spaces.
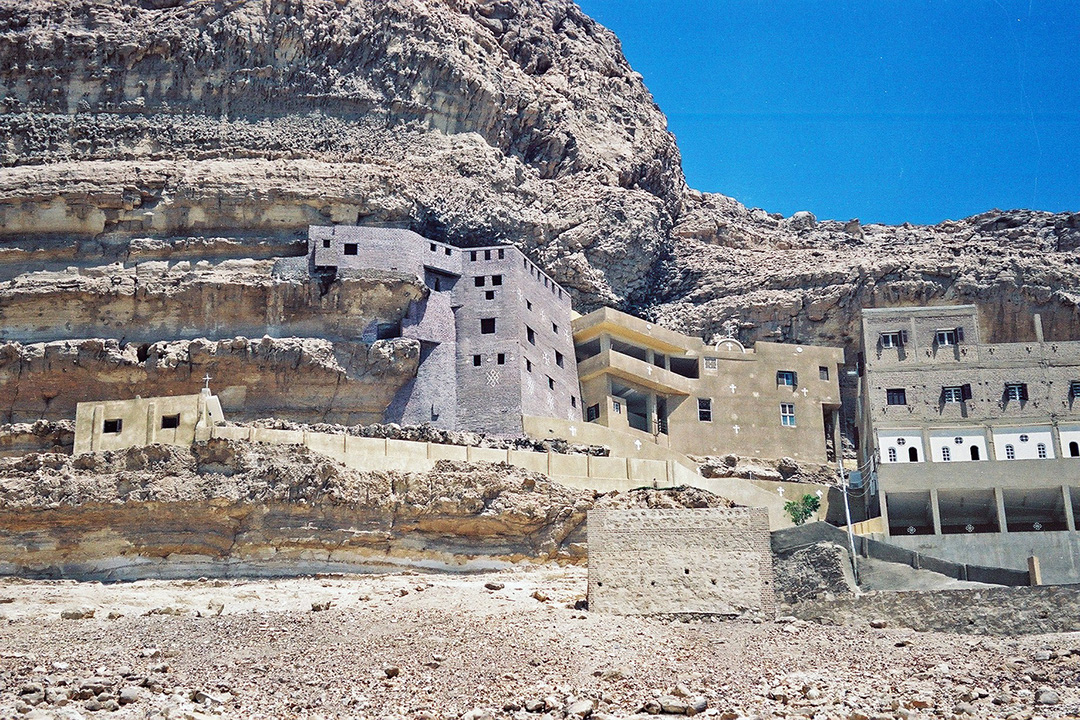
xmin=961 ymin=384 xmax=972 ymax=401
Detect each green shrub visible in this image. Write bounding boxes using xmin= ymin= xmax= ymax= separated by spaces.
xmin=784 ymin=493 xmax=821 ymax=526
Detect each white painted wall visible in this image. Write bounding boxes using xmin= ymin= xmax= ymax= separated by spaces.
xmin=991 ymin=426 xmax=1055 ymax=460
xmin=1059 ymin=425 xmax=1080 ymax=459
xmin=928 ymin=429 xmax=988 ymax=463
xmin=878 ymin=430 xmax=924 ymax=463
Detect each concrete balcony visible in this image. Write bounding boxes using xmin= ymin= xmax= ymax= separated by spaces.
xmin=577 ymin=348 xmax=692 ymax=396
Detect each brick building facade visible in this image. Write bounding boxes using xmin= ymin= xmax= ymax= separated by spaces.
xmin=309 ymin=226 xmax=580 ymax=435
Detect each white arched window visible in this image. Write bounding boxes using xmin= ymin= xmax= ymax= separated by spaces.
xmin=941 ymin=446 xmax=951 ymax=462
xmin=1005 ymin=444 xmax=1016 ymax=460
xmin=887 ymin=447 xmax=897 ymax=463
xmin=1037 ymin=443 xmax=1047 ymax=459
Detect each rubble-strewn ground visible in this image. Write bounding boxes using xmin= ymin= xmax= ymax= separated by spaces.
xmin=1 ymin=568 xmax=1078 ymax=720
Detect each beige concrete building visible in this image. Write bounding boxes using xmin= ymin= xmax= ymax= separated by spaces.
xmin=572 ymin=307 xmax=845 ymax=463
xmin=857 ymin=305 xmax=1080 ymax=583
xmin=73 ymin=389 xmax=224 ymax=455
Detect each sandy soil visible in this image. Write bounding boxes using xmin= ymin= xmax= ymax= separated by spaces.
xmin=1 ymin=567 xmax=1078 ymax=720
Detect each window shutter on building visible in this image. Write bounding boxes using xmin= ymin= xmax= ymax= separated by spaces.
xmin=956 ymin=327 xmax=965 ymax=342
xmin=938 ymin=386 xmax=946 ymax=403
xmin=900 ymin=330 xmax=908 ymax=346
xmin=961 ymin=384 xmax=972 ymax=401
xmin=792 ymin=371 xmax=798 ymax=387
xmin=1020 ymin=383 xmax=1029 ymax=401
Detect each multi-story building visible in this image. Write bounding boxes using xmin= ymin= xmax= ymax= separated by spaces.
xmin=857 ymin=305 xmax=1080 ymax=582
xmin=572 ymin=307 xmax=845 ymax=463
xmin=309 ymin=226 xmax=580 ymax=435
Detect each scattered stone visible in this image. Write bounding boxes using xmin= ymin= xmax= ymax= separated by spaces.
xmin=461 ymin=708 xmax=494 ymax=720
xmin=311 ymin=600 xmax=332 ymax=612
xmin=659 ymin=695 xmax=689 ymax=714
xmin=206 ymin=600 xmax=224 ymax=616
xmin=524 ymin=698 xmax=546 ymax=713
xmin=1033 ymin=650 xmax=1051 ymax=661
xmin=868 ymin=619 xmax=887 ymax=629
xmin=60 ymin=607 xmax=94 ymax=620
xmin=567 ymin=698 xmax=595 ymax=717
xmin=484 ymin=582 xmax=505 ymax=591
xmin=383 ymin=666 xmax=400 ymax=678
xmin=531 ymin=590 xmax=550 ymax=602
xmin=118 ymin=686 xmax=143 ymax=705
xmin=1035 ymin=687 xmax=1059 ymax=705
xmin=953 ymin=702 xmax=977 ymax=715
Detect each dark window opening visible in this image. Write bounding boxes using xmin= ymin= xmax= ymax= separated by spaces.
xmin=908 ymin=446 xmax=919 ymax=462
xmin=485 ymin=290 xmax=495 ymax=300
xmin=547 ymin=376 xmax=555 ymax=390
xmin=697 ymin=398 xmax=712 ymax=422
xmin=474 ymin=276 xmax=485 ymax=287
xmin=103 ymin=419 xmax=123 ymax=434
xmin=343 ymin=243 xmax=358 ymax=256
xmin=526 ymin=326 xmax=536 ymax=345
xmin=819 ymin=366 xmax=829 ymax=380
xmin=376 ymin=322 xmax=401 ymax=340
xmin=322 ymin=238 xmax=330 ymax=248
xmin=526 ymin=300 xmax=533 ymax=311
xmin=1070 ymin=441 xmax=1079 ymax=457
xmin=480 ymin=318 xmax=496 ymax=334
xmin=970 ymin=445 xmax=980 ymax=461
xmin=497 ymin=353 xmax=505 ymax=365
xmin=525 ymin=358 xmax=533 ymax=372
xmin=472 ymin=355 xmax=482 ymax=367
xmin=160 ymin=414 xmax=180 ymax=430
xmin=886 ymin=388 xmax=907 ymax=406
xmin=430 ymin=243 xmax=436 ymax=251
xmin=555 ymin=351 xmax=564 ymax=368
xmin=470 ymin=251 xmax=477 ymax=261
xmin=492 ymin=275 xmax=502 ymax=286
xmin=444 ymin=247 xmax=451 ymax=256
xmin=571 ymin=396 xmax=577 ymax=408
xmin=484 ymin=250 xmax=492 ymax=260
xmin=669 ymin=356 xmax=699 ymax=379
xmin=498 ymin=249 xmax=505 ymax=259
xmin=586 ymin=404 xmax=600 ymax=422
xmin=552 ymin=322 xmax=559 ymax=334
xmin=1005 ymin=382 xmax=1028 ymax=402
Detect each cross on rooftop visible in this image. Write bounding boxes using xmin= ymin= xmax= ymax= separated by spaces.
xmin=203 ymin=373 xmax=212 ymax=390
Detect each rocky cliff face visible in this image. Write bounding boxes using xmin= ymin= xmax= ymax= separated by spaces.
xmin=1 ymin=0 xmax=1078 ymax=425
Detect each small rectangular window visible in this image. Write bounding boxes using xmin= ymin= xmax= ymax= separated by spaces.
xmin=160 ymin=414 xmax=180 ymax=429
xmin=473 ymin=354 xmax=482 ymax=367
xmin=697 ymin=398 xmax=712 ymax=422
xmin=498 ymin=249 xmax=505 ymax=259
xmin=474 ymin=276 xmax=485 ymax=287
xmin=880 ymin=332 xmax=901 ymax=348
xmin=612 ymin=401 xmax=622 ymax=415
xmin=1005 ymin=382 xmax=1028 ymax=402
xmin=780 ymin=403 xmax=796 ymax=427
xmin=571 ymin=396 xmax=577 ymax=408
xmin=819 ymin=366 xmax=829 ymax=380
xmin=322 ymin=238 xmax=330 ymax=248
xmin=551 ymin=322 xmax=559 ymax=334
xmin=777 ymin=370 xmax=797 ymax=387
xmin=526 ymin=326 xmax=536 ymax=345
xmin=886 ymin=388 xmax=907 ymax=405
xmin=492 ymin=275 xmax=502 ymax=286
xmin=704 ymin=357 xmax=718 ymax=370
xmin=942 ymin=386 xmax=963 ymax=403
xmin=470 ymin=251 xmax=477 ymax=261
xmin=444 ymin=247 xmax=451 ymax=256
xmin=497 ymin=353 xmax=505 ymax=365
xmin=525 ymin=358 xmax=532 ymax=372
xmin=103 ymin=418 xmax=123 ymax=434
xmin=480 ymin=318 xmax=496 ymax=334
xmin=430 ymin=243 xmax=436 ymax=252
xmin=1070 ymin=381 xmax=1080 ymax=399
xmin=547 ymin=376 xmax=555 ymax=390
xmin=526 ymin=300 xmax=533 ymax=311
xmin=343 ymin=243 xmax=358 ymax=256
xmin=555 ymin=351 xmax=564 ymax=368
xmin=936 ymin=329 xmax=958 ymax=346
xmin=484 ymin=250 xmax=492 ymax=260
xmin=586 ymin=404 xmax=600 ymax=422
xmin=485 ymin=290 xmax=495 ymax=300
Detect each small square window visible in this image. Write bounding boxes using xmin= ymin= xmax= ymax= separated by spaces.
xmin=1005 ymin=383 xmax=1027 ymax=402
xmin=886 ymin=388 xmax=907 ymax=405
xmin=473 ymin=355 xmax=482 ymax=367
xmin=343 ymin=243 xmax=358 ymax=256
xmin=484 ymin=250 xmax=492 ymax=260
xmin=780 ymin=403 xmax=796 ymax=427
xmin=555 ymin=351 xmax=564 ymax=368
xmin=547 ymin=376 xmax=555 ymax=390
xmin=777 ymin=370 xmax=796 ymax=387
xmin=322 ymin=238 xmax=330 ymax=248
xmin=480 ymin=318 xmax=496 ymax=334
xmin=551 ymin=322 xmax=559 ymax=334
xmin=497 ymin=353 xmax=505 ymax=365
xmin=697 ymin=398 xmax=712 ymax=422
xmin=444 ymin=247 xmax=451 ymax=256
xmin=586 ymin=404 xmax=600 ymax=422
xmin=819 ymin=366 xmax=829 ymax=381
xmin=526 ymin=326 xmax=536 ymax=345
xmin=942 ymin=386 xmax=963 ymax=403
xmin=474 ymin=276 xmax=485 ymax=287
xmin=430 ymin=243 xmax=436 ymax=252
xmin=704 ymin=357 xmax=718 ymax=370
xmin=492 ymin=275 xmax=502 ymax=286
xmin=485 ymin=290 xmax=495 ymax=300
xmin=498 ymin=249 xmax=505 ymax=259
xmin=936 ymin=329 xmax=958 ymax=346
xmin=103 ymin=418 xmax=123 ymax=434
xmin=160 ymin=414 xmax=180 ymax=430
xmin=880 ymin=332 xmax=901 ymax=348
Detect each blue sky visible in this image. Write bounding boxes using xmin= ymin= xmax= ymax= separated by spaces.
xmin=575 ymin=0 xmax=1080 ymax=225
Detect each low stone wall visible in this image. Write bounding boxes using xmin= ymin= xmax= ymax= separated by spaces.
xmin=587 ymin=507 xmax=774 ymax=616
xmin=792 ymin=585 xmax=1080 ymax=635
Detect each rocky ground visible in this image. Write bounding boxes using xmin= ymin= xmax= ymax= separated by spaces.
xmin=0 ymin=568 xmax=1078 ymax=720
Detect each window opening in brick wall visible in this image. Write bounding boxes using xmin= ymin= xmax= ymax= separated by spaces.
xmin=430 ymin=243 xmax=436 ymax=252
xmin=525 ymin=358 xmax=532 ymax=372
xmin=160 ymin=414 xmax=180 ymax=430
xmin=704 ymin=357 xmax=718 ymax=370
xmin=492 ymin=275 xmax=502 ymax=286
xmin=555 ymin=351 xmax=564 ymax=367
xmin=819 ymin=366 xmax=829 ymax=380
xmin=697 ymin=398 xmax=712 ymax=422
xmin=444 ymin=247 xmax=451 ymax=256
xmin=497 ymin=353 xmax=505 ymax=365
xmin=571 ymin=396 xmax=577 ymax=408
xmin=526 ymin=326 xmax=536 ymax=344
xmin=970 ymin=445 xmax=981 ymax=460
xmin=484 ymin=250 xmax=491 ymax=260
xmin=936 ymin=328 xmax=959 ymax=346
xmin=547 ymin=376 xmax=555 ymax=390
xmin=886 ymin=388 xmax=907 ymax=405
xmin=586 ymin=404 xmax=600 ymax=422
xmin=103 ymin=419 xmax=123 ymax=434
xmin=472 ymin=355 xmax=482 ymax=367
xmin=908 ymin=446 xmax=919 ymax=462
xmin=942 ymin=386 xmax=963 ymax=403
xmin=1005 ymin=383 xmax=1028 ymax=402
xmin=526 ymin=300 xmax=533 ymax=311
xmin=480 ymin=318 xmax=496 ymax=334
xmin=343 ymin=243 xmax=358 ymax=255
xmin=551 ymin=322 xmax=558 ymax=334
xmin=880 ymin=331 xmax=902 ymax=348
xmin=780 ymin=403 xmax=796 ymax=427
xmin=498 ymin=249 xmax=505 ymax=259
xmin=322 ymin=238 xmax=330 ymax=248
xmin=474 ymin=276 xmax=485 ymax=287
xmin=485 ymin=290 xmax=495 ymax=300
xmin=471 ymin=251 xmax=477 ymax=261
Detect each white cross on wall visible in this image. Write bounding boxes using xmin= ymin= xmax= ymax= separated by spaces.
xmin=802 ymin=388 xmax=809 ymax=396
xmin=568 ymin=426 xmax=577 ymax=437
xmin=732 ymin=425 xmax=740 ymax=434
xmin=634 ymin=440 xmax=642 ymax=451
xmin=203 ymin=373 xmax=212 ymax=389
xmin=777 ymin=487 xmax=785 ymax=496
xmin=729 ymin=384 xmax=737 ymax=394
xmin=725 ymin=343 xmax=733 ymax=351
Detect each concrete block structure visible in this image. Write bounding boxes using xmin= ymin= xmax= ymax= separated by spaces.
xmin=857 ymin=305 xmax=1080 ymax=583
xmin=587 ymin=507 xmax=774 ymax=615
xmin=572 ymin=307 xmax=845 ymax=463
xmin=73 ymin=389 xmax=224 ymax=455
xmin=309 ymin=226 xmax=580 ymax=435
